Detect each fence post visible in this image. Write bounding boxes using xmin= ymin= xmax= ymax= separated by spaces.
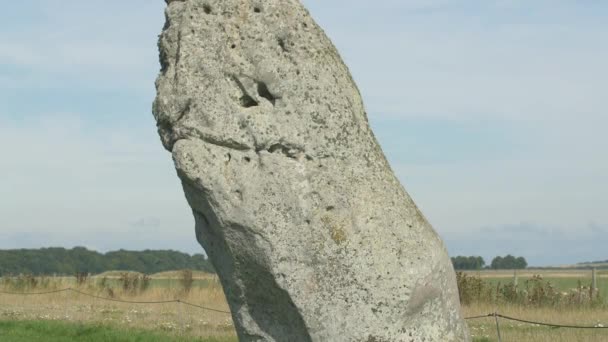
xmin=592 ymin=267 xmax=597 ymax=298
xmin=64 ymin=288 xmax=70 ymax=321
xmin=176 ymin=299 xmax=186 ymax=335
xmin=513 ymin=269 xmax=518 ymax=289
xmin=494 ymin=312 xmax=503 ymax=342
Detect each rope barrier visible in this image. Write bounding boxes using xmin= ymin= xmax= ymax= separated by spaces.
xmin=69 ymin=288 xmax=179 ymax=305
xmin=496 ymin=313 xmax=608 ymax=329
xmin=0 ymin=287 xmax=231 ymax=314
xmin=465 ymin=312 xmax=608 ymax=329
xmin=2 ymin=289 xmax=606 ymax=328
xmin=465 ymin=313 xmax=494 ymax=320
xmin=0 ymin=288 xmax=71 ymax=295
xmin=178 ymin=299 xmax=231 ymax=314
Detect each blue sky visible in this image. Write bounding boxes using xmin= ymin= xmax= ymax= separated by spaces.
xmin=1 ymin=1 xmax=606 ymax=266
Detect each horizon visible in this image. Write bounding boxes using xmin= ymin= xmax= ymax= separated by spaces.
xmin=1 ymin=1 xmax=607 ymax=267
xmin=2 ymin=245 xmax=606 ymax=268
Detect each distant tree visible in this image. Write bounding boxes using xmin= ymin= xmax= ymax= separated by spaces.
xmin=0 ymin=247 xmax=216 ymax=276
xmin=491 ymin=254 xmax=527 ymax=269
xmin=515 ymin=256 xmax=527 ymax=269
xmin=451 ymin=256 xmax=485 ymax=270
xmin=491 ymin=256 xmax=503 ymax=269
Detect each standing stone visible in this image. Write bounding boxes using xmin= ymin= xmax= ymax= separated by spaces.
xmin=153 ymin=0 xmax=470 ymax=341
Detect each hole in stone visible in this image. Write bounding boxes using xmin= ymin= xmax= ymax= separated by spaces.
xmin=303 ymin=22 xmax=308 ymax=28
xmin=244 ymin=156 xmax=251 ymax=163
xmin=257 ymin=82 xmax=276 ymax=105
xmin=268 ymin=144 xmax=284 ymax=154
xmin=240 ymin=94 xmax=258 ymax=108
xmin=203 ymin=4 xmax=212 ymax=14
xmin=278 ymin=38 xmax=288 ymax=52
xmin=231 ymin=43 xmax=236 ymax=49
xmin=254 ymin=7 xmax=261 ymax=13
xmin=326 ymin=206 xmax=335 ymax=211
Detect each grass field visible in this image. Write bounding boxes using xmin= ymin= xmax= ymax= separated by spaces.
xmin=0 ymin=272 xmax=237 ymax=340
xmin=0 ymin=320 xmax=236 ymax=342
xmin=1 ymin=270 xmax=607 ymax=341
xmin=462 ymin=269 xmax=608 ymax=341
xmin=463 ymin=303 xmax=608 ymax=342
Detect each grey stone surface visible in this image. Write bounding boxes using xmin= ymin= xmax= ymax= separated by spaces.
xmin=153 ymin=0 xmax=470 ymax=341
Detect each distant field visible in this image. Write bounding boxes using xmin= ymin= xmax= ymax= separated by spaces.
xmin=463 ymin=269 xmax=608 ymax=299
xmin=92 ymin=271 xmax=220 ymax=290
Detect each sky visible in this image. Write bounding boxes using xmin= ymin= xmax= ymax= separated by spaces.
xmin=1 ymin=1 xmax=606 ymax=266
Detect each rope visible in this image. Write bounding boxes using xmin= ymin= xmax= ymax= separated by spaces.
xmin=0 ymin=287 xmax=231 ymax=313
xmin=496 ymin=313 xmax=608 ymax=329
xmin=0 ymin=288 xmax=71 ymax=295
xmin=69 ymin=288 xmax=178 ymax=305
xmin=465 ymin=313 xmax=494 ymax=320
xmin=3 ymin=288 xmax=607 ymax=326
xmin=178 ymin=299 xmax=231 ymax=314
xmin=466 ymin=312 xmax=608 ymax=329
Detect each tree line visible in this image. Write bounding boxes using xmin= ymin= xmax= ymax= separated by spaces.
xmin=0 ymin=247 xmax=215 ymax=276
xmin=451 ymin=254 xmax=528 ymax=270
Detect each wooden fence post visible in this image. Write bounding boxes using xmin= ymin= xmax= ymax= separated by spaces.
xmin=494 ymin=312 xmax=503 ymax=342
xmin=592 ymin=267 xmax=597 ymax=298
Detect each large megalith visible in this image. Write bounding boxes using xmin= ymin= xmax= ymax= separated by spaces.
xmin=153 ymin=0 xmax=470 ymax=341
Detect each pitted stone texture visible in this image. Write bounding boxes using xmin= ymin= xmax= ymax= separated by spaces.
xmin=153 ymin=1 xmax=470 ymax=341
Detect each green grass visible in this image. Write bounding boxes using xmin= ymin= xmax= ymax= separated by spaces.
xmin=0 ymin=320 xmax=237 ymax=342
xmin=472 ymin=338 xmax=492 ymax=342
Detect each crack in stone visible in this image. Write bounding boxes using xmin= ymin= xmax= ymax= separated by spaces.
xmin=255 ymin=142 xmax=304 ymax=159
xmin=231 ymin=75 xmax=259 ymax=108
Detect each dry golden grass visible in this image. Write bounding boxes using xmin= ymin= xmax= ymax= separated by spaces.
xmin=150 ymin=270 xmax=215 ymax=279
xmin=464 ymin=302 xmax=608 ymax=341
xmin=465 ymin=269 xmax=608 ymax=279
xmin=95 ymin=271 xmax=145 ymax=278
xmin=2 ymin=273 xmax=608 ymax=341
xmin=0 ymin=275 xmax=236 ymax=339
